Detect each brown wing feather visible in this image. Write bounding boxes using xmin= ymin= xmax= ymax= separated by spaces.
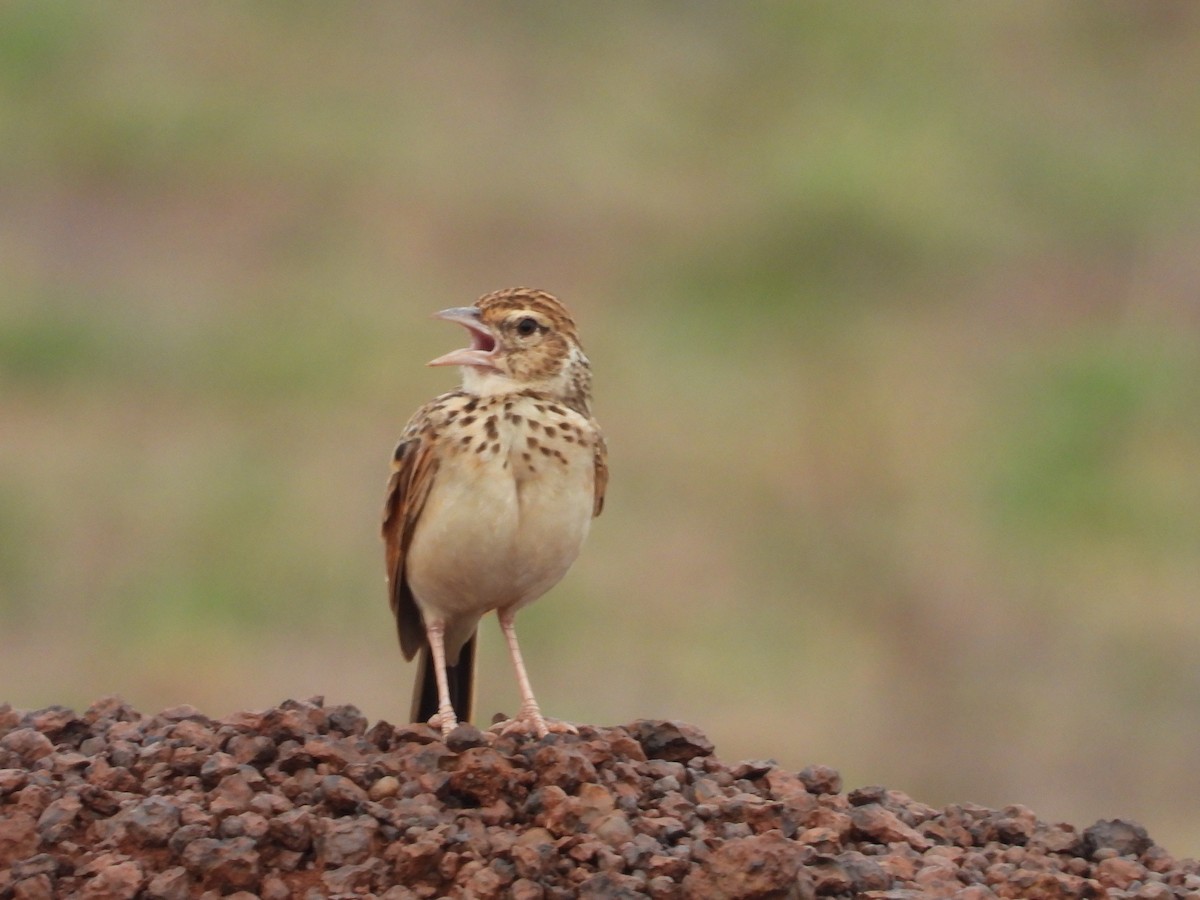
xmin=592 ymin=430 xmax=608 ymax=517
xmin=382 ymin=410 xmax=441 ymax=661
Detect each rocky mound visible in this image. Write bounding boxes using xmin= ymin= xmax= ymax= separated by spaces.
xmin=1 ymin=697 xmax=1197 ymax=899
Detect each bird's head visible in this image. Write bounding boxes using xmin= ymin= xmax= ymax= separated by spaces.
xmin=428 ymin=288 xmax=593 ymax=414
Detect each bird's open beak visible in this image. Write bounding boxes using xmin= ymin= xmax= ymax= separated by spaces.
xmin=427 ymin=307 xmax=501 ymax=370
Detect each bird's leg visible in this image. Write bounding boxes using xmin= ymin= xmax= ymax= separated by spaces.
xmin=425 ymin=620 xmax=459 ymax=736
xmin=493 ymin=608 xmax=576 ymax=738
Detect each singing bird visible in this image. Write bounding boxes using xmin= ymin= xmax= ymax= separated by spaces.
xmin=382 ymin=288 xmax=607 ymax=737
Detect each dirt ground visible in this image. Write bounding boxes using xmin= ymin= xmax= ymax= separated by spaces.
xmin=1 ymin=697 xmax=1197 ymax=899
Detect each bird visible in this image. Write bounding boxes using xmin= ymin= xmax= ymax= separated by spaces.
xmin=382 ymin=288 xmax=607 ymax=738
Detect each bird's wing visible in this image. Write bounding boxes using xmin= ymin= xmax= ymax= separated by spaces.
xmin=592 ymin=430 xmax=608 ymax=517
xmin=382 ymin=405 xmax=441 ymax=661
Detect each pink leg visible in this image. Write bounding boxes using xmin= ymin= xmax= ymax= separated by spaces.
xmin=497 ymin=608 xmax=547 ymax=736
xmin=425 ymin=620 xmax=459 ymax=736
xmin=495 ymin=608 xmax=577 ymax=738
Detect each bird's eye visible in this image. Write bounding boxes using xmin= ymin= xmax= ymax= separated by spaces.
xmin=516 ymin=317 xmax=539 ymax=337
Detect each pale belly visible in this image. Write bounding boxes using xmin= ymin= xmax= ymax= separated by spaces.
xmin=404 ymin=429 xmax=594 ymax=639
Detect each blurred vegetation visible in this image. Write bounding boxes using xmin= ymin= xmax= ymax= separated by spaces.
xmin=2 ymin=1 xmax=1199 ymax=856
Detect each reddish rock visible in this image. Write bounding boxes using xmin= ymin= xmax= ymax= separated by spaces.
xmin=591 ymin=810 xmax=635 ymax=848
xmin=369 ymin=774 xmax=401 ymax=800
xmin=11 ymin=873 xmax=55 ymax=900
xmin=225 ymin=734 xmax=275 ymax=766
xmin=446 ymin=746 xmax=519 ymax=805
xmin=628 ymin=720 xmax=715 ymax=763
xmin=1082 ymin=818 xmax=1153 ymax=859
xmin=314 ymin=814 xmax=379 ymax=866
xmin=179 ymin=837 xmax=261 ymax=891
xmin=143 ymin=866 xmax=190 ymax=900
xmin=386 ymin=832 xmax=444 ymax=884
xmin=510 ymin=827 xmax=557 ymax=880
xmin=1094 ymin=855 xmax=1147 ymax=889
xmin=0 ymin=768 xmax=28 ymax=796
xmin=682 ymin=830 xmax=814 ymax=899
xmin=2 ymin=699 xmax=1197 ymax=898
xmin=208 ymin=772 xmax=255 ymax=817
xmin=318 ymin=773 xmax=368 ymax=813
xmin=531 ymin=742 xmax=598 ymax=792
xmin=36 ymin=791 xmax=83 ymax=843
xmin=850 ymin=802 xmax=932 ymax=851
xmin=0 ymin=730 xmax=53 ymax=766
xmin=837 ymin=849 xmax=891 ymax=892
xmin=322 ymin=859 xmax=384 ymax=894
xmin=121 ymin=796 xmax=181 ymax=846
xmin=0 ymin=811 xmax=38 ymax=865
xmin=798 ymin=764 xmax=842 ymax=795
xmin=77 ymin=859 xmax=145 ymax=900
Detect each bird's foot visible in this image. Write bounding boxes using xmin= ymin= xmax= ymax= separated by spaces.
xmin=489 ymin=707 xmax=577 ymax=739
xmin=429 ymin=707 xmax=460 ymax=738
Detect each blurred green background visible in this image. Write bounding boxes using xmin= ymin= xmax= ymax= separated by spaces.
xmin=2 ymin=1 xmax=1199 ymax=856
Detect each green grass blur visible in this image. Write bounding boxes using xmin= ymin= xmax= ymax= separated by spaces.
xmin=2 ymin=2 xmax=1199 ymax=856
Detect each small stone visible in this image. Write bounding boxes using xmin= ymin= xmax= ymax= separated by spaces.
xmin=850 ymin=803 xmax=932 ymax=851
xmin=848 ymin=785 xmax=887 ymax=806
xmin=576 ymin=871 xmax=648 ymax=898
xmin=955 ymin=887 xmax=998 ymax=900
xmin=321 ymin=860 xmax=381 ymax=894
xmin=225 ymin=735 xmax=276 ymax=766
xmin=730 ymin=759 xmax=775 ymax=780
xmin=386 ymin=833 xmax=444 ymax=883
xmin=576 ymin=782 xmax=616 ymax=822
xmin=531 ymin=742 xmax=598 ymax=792
xmin=158 ymin=705 xmax=209 ymax=724
xmin=198 ymin=753 xmax=239 ymax=786
xmin=326 ymin=704 xmax=368 ymax=736
xmin=369 ymin=775 xmax=401 ymax=800
xmin=179 ymin=837 xmax=261 ymax=891
xmin=682 ymin=831 xmax=815 ymax=899
xmin=36 ymin=793 xmax=83 ymax=843
xmin=798 ymin=826 xmax=842 ymax=852
xmin=810 ymin=857 xmax=853 ymax=894
xmin=0 ymin=768 xmax=29 ymax=795
xmin=144 ymin=867 xmax=191 ymax=900
xmin=591 ymin=811 xmax=635 ymax=848
xmin=445 ymin=722 xmax=489 ymax=751
xmin=259 ymin=874 xmax=291 ymax=900
xmin=798 ymin=764 xmax=842 ymax=795
xmin=0 ymin=811 xmax=39 ymax=862
xmin=510 ymin=877 xmax=545 ymax=900
xmin=122 ymin=797 xmax=181 ymax=846
xmin=1083 ymin=819 xmax=1153 ymax=859
xmin=9 ymin=854 xmax=59 ymax=880
xmin=0 ymin=730 xmax=54 ymax=765
xmin=78 ymin=859 xmax=145 ymax=900
xmin=314 ymin=814 xmax=379 ymax=866
xmin=208 ymin=773 xmax=254 ymax=817
xmin=166 ymin=822 xmax=212 ymax=856
xmin=319 ymin=774 xmax=368 ymax=814
xmin=1132 ymin=883 xmax=1173 ymax=899
xmin=447 ymin=747 xmax=519 ymax=806
xmin=270 ymin=807 xmax=313 ymax=851
xmin=646 ymin=874 xmax=679 ymax=899
xmin=626 ymin=721 xmax=715 ymax=763
xmin=13 ymin=875 xmax=54 ymax=900
xmin=510 ymin=829 xmax=557 ymax=880
xmin=838 ymin=850 xmax=892 ymax=892
xmin=217 ymin=811 xmax=270 ymax=842
xmin=1095 ymin=856 xmax=1148 ymax=890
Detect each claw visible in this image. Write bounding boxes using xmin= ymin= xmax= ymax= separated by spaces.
xmin=430 ymin=710 xmax=459 ymax=738
xmin=489 ymin=714 xmax=577 ymax=739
